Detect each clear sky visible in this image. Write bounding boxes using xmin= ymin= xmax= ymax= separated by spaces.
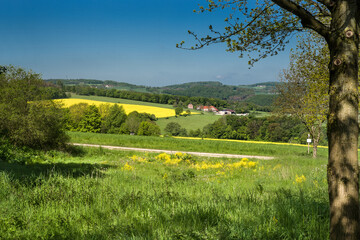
xmin=0 ymin=0 xmax=292 ymax=87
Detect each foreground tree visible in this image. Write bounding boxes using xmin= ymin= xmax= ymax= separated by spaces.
xmin=276 ymin=35 xmax=329 ymax=158
xmin=0 ymin=66 xmax=68 ymax=149
xmin=180 ymin=1 xmax=360 ymax=238
xmin=101 ymin=104 xmax=127 ymax=133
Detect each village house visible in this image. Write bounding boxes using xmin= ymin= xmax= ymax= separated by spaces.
xmin=217 ymin=109 xmax=236 ymax=115
xmin=195 ymin=105 xmax=219 ymax=113
xmin=209 ymin=106 xmax=218 ymax=112
xmin=187 ymin=103 xmax=194 ymax=109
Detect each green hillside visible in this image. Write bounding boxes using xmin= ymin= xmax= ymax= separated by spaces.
xmin=48 ymin=79 xmax=279 ymax=108
xmin=156 ymin=81 xmax=255 ymax=100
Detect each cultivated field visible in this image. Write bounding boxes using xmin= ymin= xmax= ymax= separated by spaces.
xmin=0 ymin=134 xmax=330 ymax=239
xmin=156 ymin=112 xmax=222 ymax=132
xmin=55 ymin=98 xmax=189 ymax=118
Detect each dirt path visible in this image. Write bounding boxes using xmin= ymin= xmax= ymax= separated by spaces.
xmin=73 ymin=143 xmax=274 ymax=160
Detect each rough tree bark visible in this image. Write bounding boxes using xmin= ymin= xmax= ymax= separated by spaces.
xmin=326 ymin=1 xmax=360 ymax=238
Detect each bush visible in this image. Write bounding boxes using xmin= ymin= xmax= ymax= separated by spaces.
xmin=137 ymin=121 xmax=161 ymax=136
xmin=164 ymin=122 xmax=188 ymax=136
xmin=0 ymin=138 xmax=46 ymax=164
xmin=0 ymin=66 xmax=69 ymax=150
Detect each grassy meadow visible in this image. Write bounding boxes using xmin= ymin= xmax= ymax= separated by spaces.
xmin=68 ymin=131 xmax=328 ymax=158
xmin=157 ymin=112 xmax=222 ymax=132
xmin=0 ymin=137 xmax=330 ymax=239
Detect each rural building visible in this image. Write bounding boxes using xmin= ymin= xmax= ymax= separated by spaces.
xmin=217 ymin=109 xmax=236 ymax=115
xmin=209 ymin=106 xmax=218 ymax=112
xmin=187 ymin=103 xmax=194 ymax=109
xmin=195 ymin=105 xmax=219 ymax=113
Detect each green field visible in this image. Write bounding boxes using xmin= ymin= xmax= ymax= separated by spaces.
xmin=68 ymin=132 xmax=328 ymax=158
xmin=0 ymin=133 xmax=330 ymax=239
xmin=157 ymin=112 xmax=222 ymax=132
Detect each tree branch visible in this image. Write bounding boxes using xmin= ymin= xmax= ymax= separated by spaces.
xmin=317 ymin=0 xmax=333 ymax=10
xmin=271 ymin=0 xmax=331 ymax=39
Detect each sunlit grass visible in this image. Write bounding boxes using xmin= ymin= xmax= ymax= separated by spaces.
xmin=68 ymin=131 xmax=330 ymax=158
xmin=0 ymin=147 xmax=330 ymax=239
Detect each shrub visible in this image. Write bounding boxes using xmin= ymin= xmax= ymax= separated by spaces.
xmin=0 ymin=66 xmax=69 ymax=150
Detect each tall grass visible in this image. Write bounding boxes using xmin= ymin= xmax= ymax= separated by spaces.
xmin=0 ymin=146 xmax=330 ymax=239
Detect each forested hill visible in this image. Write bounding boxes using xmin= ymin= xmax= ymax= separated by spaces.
xmin=154 ymin=81 xmax=254 ymax=100
xmin=46 ymin=79 xmax=278 ymax=100
xmin=46 ymin=79 xmax=148 ymax=92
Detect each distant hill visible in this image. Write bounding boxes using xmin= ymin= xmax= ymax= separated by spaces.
xmin=154 ymin=81 xmax=255 ymax=100
xmin=46 ymin=79 xmax=150 ymax=93
xmin=46 ymin=79 xmax=279 ymax=105
xmin=238 ymin=82 xmax=278 ymax=94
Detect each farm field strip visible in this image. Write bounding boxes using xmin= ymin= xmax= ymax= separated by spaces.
xmin=68 ymin=132 xmax=330 ymax=158
xmin=55 ymin=98 xmax=194 ymax=118
xmin=72 ymin=143 xmax=274 ymax=160
xmin=174 ymin=136 xmax=328 ymax=149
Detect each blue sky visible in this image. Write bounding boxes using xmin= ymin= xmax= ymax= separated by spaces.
xmin=0 ymin=0 xmax=292 ymax=86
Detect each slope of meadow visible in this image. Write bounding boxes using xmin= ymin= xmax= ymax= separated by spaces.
xmin=0 ymin=136 xmax=329 ymax=239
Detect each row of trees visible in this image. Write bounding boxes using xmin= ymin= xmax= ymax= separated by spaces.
xmin=164 ymin=115 xmax=325 ymax=146
xmin=65 ymin=103 xmax=160 ymax=136
xmin=65 ymin=85 xmax=229 ymax=109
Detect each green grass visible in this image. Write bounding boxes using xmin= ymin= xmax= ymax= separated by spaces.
xmin=157 ymin=112 xmax=222 ymax=132
xmin=68 ymin=131 xmax=328 ymax=158
xmin=0 ymin=144 xmax=330 ymax=239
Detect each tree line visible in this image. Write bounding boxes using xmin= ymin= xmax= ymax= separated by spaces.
xmin=164 ymin=114 xmax=327 ymax=146
xmin=65 ymin=103 xmax=160 ymax=136
xmin=62 ymin=84 xmax=273 ymax=112
xmin=65 ymin=85 xmax=229 ymax=108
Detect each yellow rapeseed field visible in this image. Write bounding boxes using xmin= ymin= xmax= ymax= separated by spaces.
xmin=55 ymin=98 xmax=179 ymax=118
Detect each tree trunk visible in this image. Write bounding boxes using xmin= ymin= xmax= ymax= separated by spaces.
xmin=327 ymin=2 xmax=360 ymax=239
xmin=312 ymin=138 xmax=318 ymax=158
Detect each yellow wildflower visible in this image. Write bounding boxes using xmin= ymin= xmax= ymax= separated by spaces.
xmin=295 ymin=174 xmax=306 ymax=184
xmin=156 ymin=153 xmax=172 ymax=161
xmin=121 ymin=163 xmax=134 ymax=171
xmin=164 ymin=158 xmax=182 ymax=166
